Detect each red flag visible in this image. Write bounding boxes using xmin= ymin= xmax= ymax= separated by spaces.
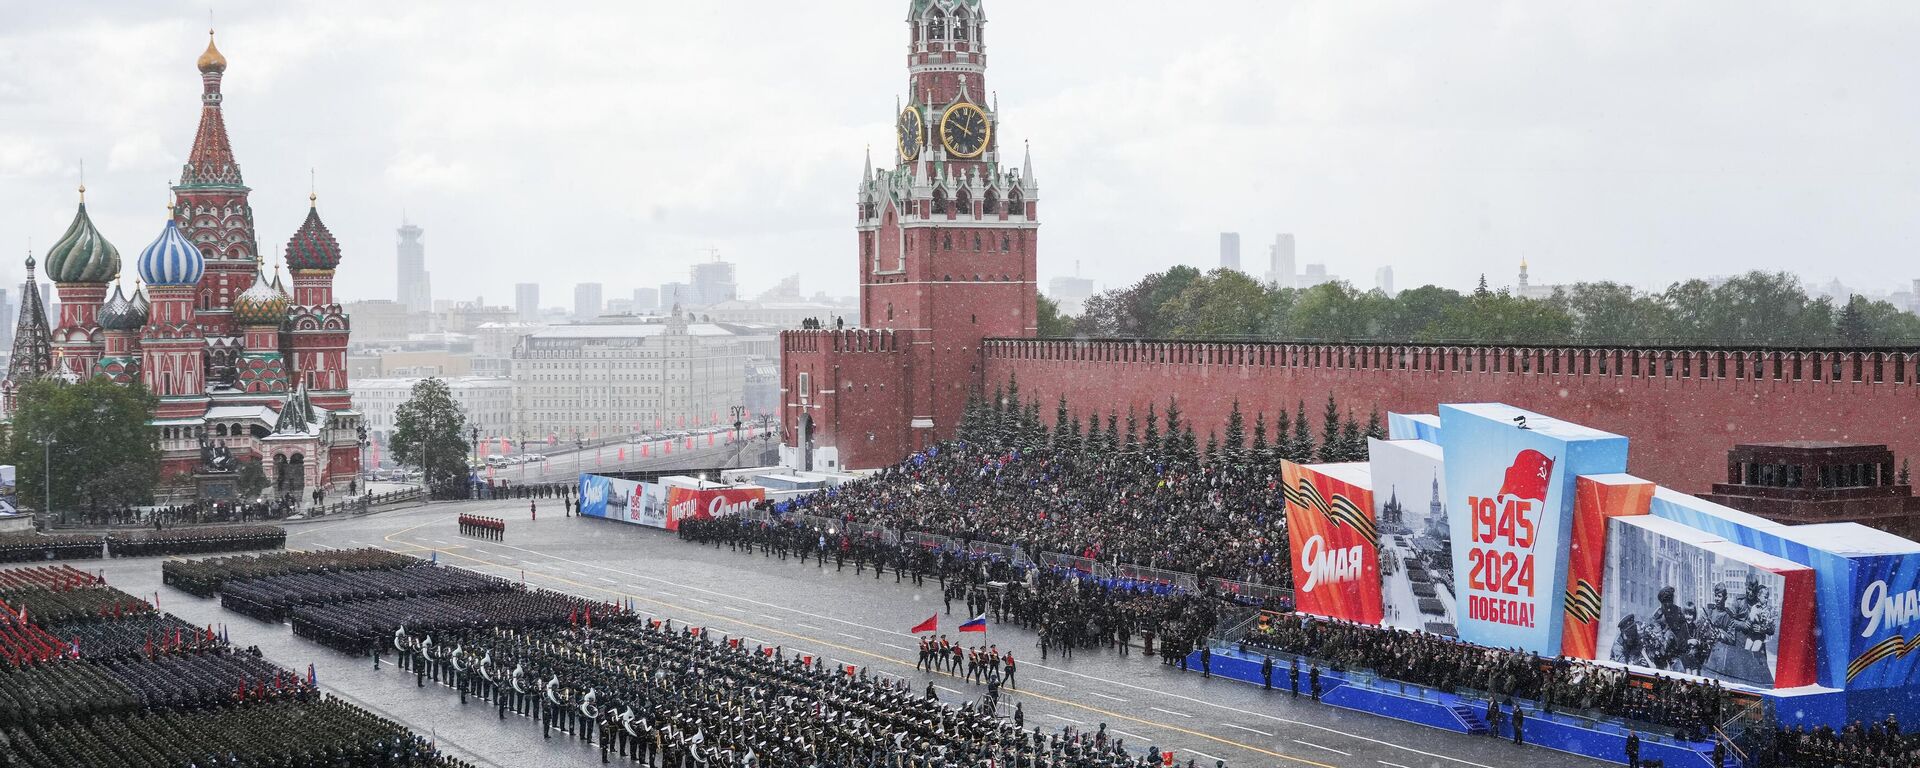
xmin=641 ymin=445 xmax=650 ymax=457
xmin=1499 ymin=449 xmax=1556 ymax=502
xmin=910 ymin=615 xmax=938 ymax=634
xmin=618 ymin=448 xmax=626 ymax=462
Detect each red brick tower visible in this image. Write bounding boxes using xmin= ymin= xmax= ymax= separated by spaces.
xmin=781 ymin=0 xmax=1040 ymax=470
xmin=283 ymin=195 xmax=352 ymax=410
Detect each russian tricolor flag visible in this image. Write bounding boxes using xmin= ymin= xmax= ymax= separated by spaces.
xmin=958 ymin=614 xmax=987 ymax=633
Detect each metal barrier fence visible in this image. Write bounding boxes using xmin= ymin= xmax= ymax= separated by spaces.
xmin=1114 ymin=562 xmax=1199 ymax=591
xmin=1208 ymin=577 xmax=1293 ymax=607
xmin=1040 ymin=552 xmax=1111 ymax=578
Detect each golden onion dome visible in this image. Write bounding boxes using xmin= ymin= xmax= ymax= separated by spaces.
xmin=198 ymin=30 xmax=227 ymax=73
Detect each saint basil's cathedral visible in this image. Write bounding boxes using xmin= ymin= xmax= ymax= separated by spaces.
xmin=3 ymin=31 xmax=361 ymax=500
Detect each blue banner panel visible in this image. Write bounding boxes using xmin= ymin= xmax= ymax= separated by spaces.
xmin=1439 ymin=404 xmax=1629 ymax=655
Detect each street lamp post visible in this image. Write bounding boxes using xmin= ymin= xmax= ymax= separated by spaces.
xmin=574 ymin=432 xmax=585 ymax=478
xmin=43 ymin=435 xmax=56 ymax=525
xmin=730 ymin=405 xmax=746 ymax=447
xmin=470 ymin=426 xmax=481 ymax=499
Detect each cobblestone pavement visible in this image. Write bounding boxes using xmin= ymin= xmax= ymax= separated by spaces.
xmin=95 ymin=500 xmax=1610 ymax=768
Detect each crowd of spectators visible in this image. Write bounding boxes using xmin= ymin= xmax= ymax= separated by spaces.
xmin=1242 ymin=614 xmax=1732 ymax=739
xmin=1767 ymin=716 xmax=1918 ymax=767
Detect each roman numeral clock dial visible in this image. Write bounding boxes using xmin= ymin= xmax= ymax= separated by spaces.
xmin=940 ymin=103 xmax=991 ymax=159
xmin=897 ymin=107 xmax=924 ymax=162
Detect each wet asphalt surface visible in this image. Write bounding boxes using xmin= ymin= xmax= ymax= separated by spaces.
xmin=94 ymin=500 xmax=1608 ymax=768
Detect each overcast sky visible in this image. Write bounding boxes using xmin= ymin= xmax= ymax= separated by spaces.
xmin=2 ymin=1 xmax=1916 ymax=308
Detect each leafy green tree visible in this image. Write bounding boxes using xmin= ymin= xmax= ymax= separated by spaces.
xmin=1564 ymin=281 xmax=1675 ymax=343
xmin=235 ymin=457 xmax=271 ymax=501
xmin=1289 ymin=282 xmax=1374 ymax=340
xmin=1036 ymin=294 xmax=1077 ymax=337
xmin=390 ymin=378 xmax=473 ymax=497
xmin=1160 ymin=269 xmax=1272 ymax=337
xmin=7 ymin=378 xmax=161 ymax=519
xmin=1379 ymin=285 xmax=1466 ymax=340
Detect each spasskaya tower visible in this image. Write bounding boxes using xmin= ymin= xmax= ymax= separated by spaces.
xmin=781 ymin=0 xmax=1040 ymax=471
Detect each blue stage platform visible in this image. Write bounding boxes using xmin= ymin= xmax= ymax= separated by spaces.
xmin=1189 ymin=647 xmax=1725 ymax=767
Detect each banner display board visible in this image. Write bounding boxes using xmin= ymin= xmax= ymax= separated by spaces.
xmin=1439 ymin=404 xmax=1629 ymax=655
xmin=1387 ymin=413 xmax=1442 ymax=443
xmin=1648 ymin=488 xmax=1920 ymax=691
xmin=1597 ymin=514 xmax=1815 ymax=688
xmin=1561 ymin=474 xmax=1655 ymax=659
xmin=1282 ymin=461 xmax=1380 ymax=625
xmin=578 ymin=475 xmax=763 ymax=532
xmin=1367 ymin=438 xmax=1457 ymax=636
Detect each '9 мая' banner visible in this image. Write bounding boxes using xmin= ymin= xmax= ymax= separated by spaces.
xmin=1282 ymin=460 xmax=1382 ymax=625
xmin=1439 ymin=404 xmax=1629 ymax=654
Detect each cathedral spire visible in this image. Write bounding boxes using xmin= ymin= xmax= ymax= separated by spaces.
xmin=181 ymin=28 xmax=243 ymax=188
xmin=6 ymin=252 xmax=55 ymax=392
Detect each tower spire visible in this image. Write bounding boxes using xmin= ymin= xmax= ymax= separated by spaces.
xmin=6 ymin=250 xmax=55 ymax=395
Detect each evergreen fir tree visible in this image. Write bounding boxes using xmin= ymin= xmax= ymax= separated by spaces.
xmin=1318 ymin=395 xmax=1344 ymax=463
xmin=1143 ymin=403 xmax=1160 ymax=460
xmin=1164 ymin=398 xmax=1185 ymax=452
xmin=1204 ymin=431 xmax=1219 ymax=467
xmin=1064 ymin=414 xmax=1084 ymax=456
xmin=1105 ymin=411 xmax=1121 ymax=454
xmin=1902 ymin=459 xmax=1912 ymax=486
xmin=1340 ymin=413 xmax=1365 ymax=461
xmin=1251 ymin=413 xmax=1270 ymax=468
xmin=1275 ymin=408 xmax=1292 ymax=463
xmin=1082 ymin=411 xmax=1100 ymax=455
xmin=986 ymin=384 xmax=1006 ymax=449
xmin=1180 ymin=424 xmax=1199 ymax=468
xmin=1292 ymin=400 xmax=1314 ymax=464
xmin=1054 ymin=395 xmax=1070 ymax=447
xmin=1223 ymin=400 xmax=1247 ymax=465
xmin=1125 ymin=407 xmax=1141 ymax=456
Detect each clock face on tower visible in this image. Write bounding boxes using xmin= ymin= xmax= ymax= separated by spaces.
xmin=897 ymin=108 xmax=924 ymax=162
xmin=940 ymin=103 xmax=991 ymax=159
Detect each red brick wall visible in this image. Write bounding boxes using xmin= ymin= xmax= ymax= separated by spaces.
xmin=983 ymin=341 xmax=1920 ymax=493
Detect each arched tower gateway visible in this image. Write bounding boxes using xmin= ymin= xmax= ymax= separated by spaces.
xmin=781 ymin=0 xmax=1040 ymax=471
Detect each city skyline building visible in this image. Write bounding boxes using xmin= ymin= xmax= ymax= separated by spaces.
xmin=396 ymin=221 xmax=430 ymax=313
xmin=1219 ymin=232 xmax=1241 ymax=272
xmin=1375 ymin=265 xmax=1396 ymax=297
xmin=515 ymin=282 xmax=540 ymax=322
xmin=1268 ymin=233 xmax=1296 ymax=288
xmin=573 ymin=282 xmax=603 ymax=321
xmin=691 ymin=260 xmax=738 ymax=307
xmin=633 ymin=287 xmax=659 ymax=313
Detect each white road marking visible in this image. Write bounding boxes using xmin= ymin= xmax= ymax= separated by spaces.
xmin=689 ymin=598 xmax=713 ymax=605
xmin=598 ymin=578 xmax=618 ymax=584
xmin=1149 ymin=706 xmax=1193 ymax=719
xmin=1110 ymin=729 xmax=1150 ymax=741
xmin=837 ymin=632 xmax=862 ymax=639
xmin=1083 ymin=691 xmax=1127 ymax=702
xmin=1293 ymin=740 xmax=1351 ymax=756
xmin=1029 ymin=679 xmax=1066 ymax=688
xmin=1046 ymin=714 xmax=1087 ymax=725
xmin=1222 ymin=723 xmax=1272 ymax=736
xmin=1378 ymin=762 xmax=1412 ymax=768
xmin=935 ymin=685 xmax=965 ymax=696
xmin=1183 ymin=749 xmax=1224 ymax=762
xmin=431 ymin=539 xmax=451 ymax=545
xmin=758 ymin=614 xmax=784 ymax=622
xmin=878 ymin=642 xmax=912 ymax=651
xmin=794 ymin=623 xmax=823 ymax=630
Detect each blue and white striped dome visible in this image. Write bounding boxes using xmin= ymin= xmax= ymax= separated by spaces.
xmin=137 ymin=220 xmax=205 ymax=287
